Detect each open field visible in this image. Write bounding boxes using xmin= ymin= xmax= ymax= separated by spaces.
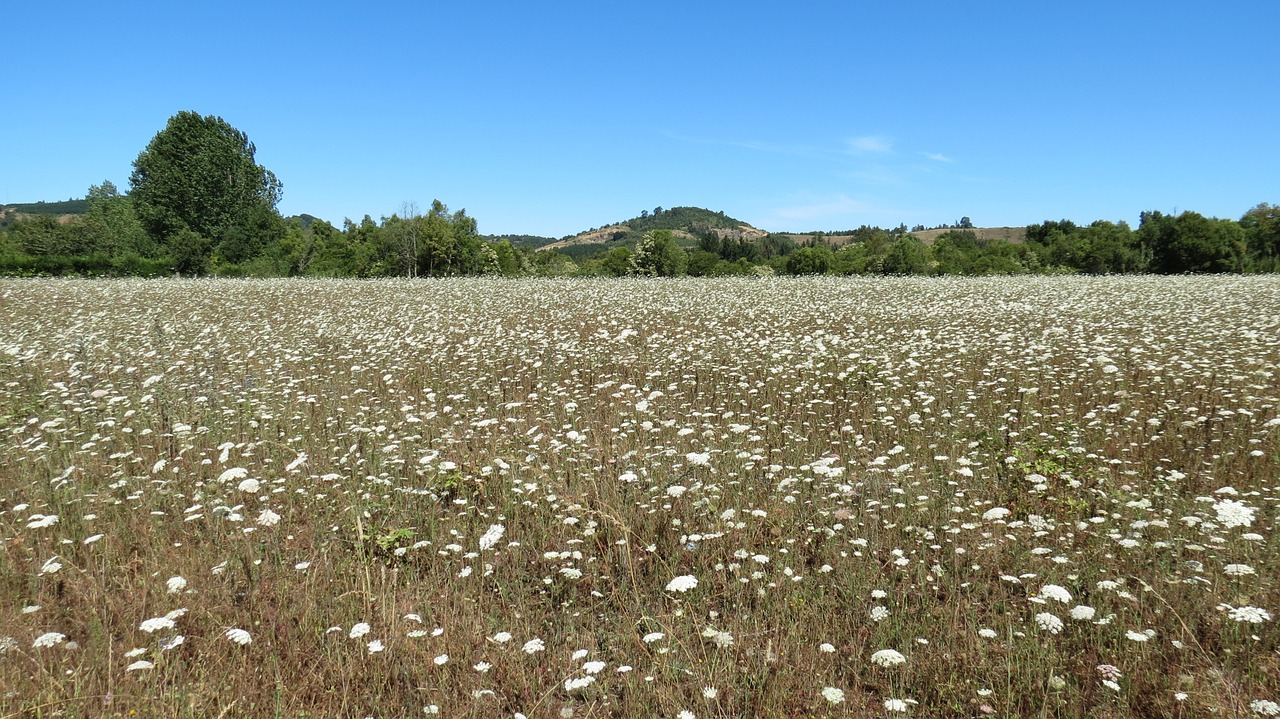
xmin=2 ymin=276 xmax=1279 ymax=718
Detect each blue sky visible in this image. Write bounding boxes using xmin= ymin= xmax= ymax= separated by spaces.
xmin=3 ymin=1 xmax=1277 ymax=237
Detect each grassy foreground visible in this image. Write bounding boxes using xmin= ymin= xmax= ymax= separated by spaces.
xmin=1 ymin=276 xmax=1279 ymax=718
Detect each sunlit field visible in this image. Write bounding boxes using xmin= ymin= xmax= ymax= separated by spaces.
xmin=2 ymin=276 xmax=1280 ymax=718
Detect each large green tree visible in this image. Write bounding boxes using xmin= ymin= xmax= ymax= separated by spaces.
xmin=631 ymin=230 xmax=688 ymax=276
xmin=1241 ymin=203 xmax=1280 ymax=271
xmin=1139 ymin=210 xmax=1242 ymax=273
xmin=81 ymin=180 xmax=155 ymax=260
xmin=129 ymin=111 xmax=283 ymax=272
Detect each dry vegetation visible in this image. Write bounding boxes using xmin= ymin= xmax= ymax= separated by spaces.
xmin=1 ymin=276 xmax=1279 ymax=718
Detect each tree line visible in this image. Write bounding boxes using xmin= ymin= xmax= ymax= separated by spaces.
xmin=568 ymin=209 xmax=1279 ymax=277
xmin=2 ymin=111 xmax=1277 ymax=277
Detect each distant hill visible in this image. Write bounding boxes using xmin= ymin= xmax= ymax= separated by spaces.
xmin=3 ymin=199 xmax=87 ymax=216
xmin=541 ymin=206 xmax=767 ymax=254
xmin=485 ymin=233 xmax=561 ymax=249
xmin=285 ymin=214 xmax=324 ymax=229
xmin=781 ymin=226 xmax=1027 ymax=247
xmin=1 ymin=199 xmax=87 ymax=230
xmin=906 ymin=226 xmax=1027 ymax=245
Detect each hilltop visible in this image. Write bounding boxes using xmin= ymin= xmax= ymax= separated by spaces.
xmin=531 ymin=207 xmax=768 ymax=257
xmin=0 ymin=199 xmax=87 ymax=230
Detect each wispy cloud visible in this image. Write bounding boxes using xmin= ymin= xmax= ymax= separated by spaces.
xmin=846 ymin=135 xmax=894 ymax=154
xmin=919 ymin=151 xmax=954 ymax=163
xmin=759 ymin=194 xmax=897 ymax=227
xmin=663 ymin=132 xmax=835 ymax=161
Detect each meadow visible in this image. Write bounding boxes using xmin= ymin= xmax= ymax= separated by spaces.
xmin=1 ymin=275 xmax=1278 ymax=718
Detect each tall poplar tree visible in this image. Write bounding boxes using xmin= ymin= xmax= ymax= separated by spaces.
xmin=129 ymin=111 xmax=282 ymax=272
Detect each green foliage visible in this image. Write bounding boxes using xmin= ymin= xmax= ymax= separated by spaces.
xmin=130 ymin=111 xmax=283 ymax=272
xmin=413 ymin=201 xmax=463 ymax=276
xmin=600 ymin=246 xmax=635 ymax=277
xmin=631 ymin=230 xmax=688 ymax=276
xmin=530 ymin=250 xmax=578 ymax=276
xmin=486 ymin=233 xmax=560 ymax=249
xmin=1241 ymin=203 xmax=1280 ymax=271
xmin=784 ymin=245 xmax=833 ymax=275
xmin=685 ymin=249 xmax=721 ymax=277
xmin=1140 ymin=210 xmax=1244 ymax=273
xmin=493 ymin=239 xmax=528 ymax=276
xmin=881 ymin=236 xmax=931 ymax=274
xmin=374 ymin=528 xmax=417 ymax=555
xmin=2 ymin=199 xmax=87 ymax=216
xmin=832 ymin=243 xmax=874 ymax=274
xmin=625 ymin=206 xmax=747 ymax=235
xmin=758 ymin=233 xmax=797 ymax=259
xmin=82 ymin=181 xmax=157 ymax=259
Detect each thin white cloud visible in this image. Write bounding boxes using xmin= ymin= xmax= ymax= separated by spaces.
xmin=846 ymin=135 xmax=894 ymax=154
xmin=920 ymin=151 xmax=954 ymax=163
xmin=767 ymin=194 xmax=877 ymax=223
xmin=665 ymin=132 xmax=841 ymax=162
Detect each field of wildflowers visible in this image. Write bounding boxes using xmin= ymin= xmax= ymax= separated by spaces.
xmin=1 ymin=276 xmax=1278 ymax=718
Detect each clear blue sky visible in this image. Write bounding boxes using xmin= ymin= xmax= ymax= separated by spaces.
xmin=4 ymin=1 xmax=1277 ymax=237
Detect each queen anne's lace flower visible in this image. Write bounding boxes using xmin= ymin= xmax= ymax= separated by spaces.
xmin=478 ymin=524 xmax=506 ymax=551
xmin=870 ymin=649 xmax=907 ymax=667
xmin=1229 ymin=606 xmax=1273 ymax=623
xmin=139 ymin=617 xmax=175 ymax=633
xmin=225 ymin=628 xmax=252 ymax=645
xmin=1213 ymin=499 xmax=1256 ymax=528
xmin=32 ymin=632 xmax=66 ymax=648
xmin=1035 ymin=613 xmax=1064 ymax=634
xmin=1251 ymin=699 xmax=1280 ymax=716
xmin=666 ymin=575 xmax=698 ymax=593
xmin=1039 ymin=585 xmax=1072 ymax=603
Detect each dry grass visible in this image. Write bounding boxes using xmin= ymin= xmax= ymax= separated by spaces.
xmin=1 ymin=276 xmax=1278 ymax=718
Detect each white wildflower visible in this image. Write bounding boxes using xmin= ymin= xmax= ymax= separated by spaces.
xmin=1035 ymin=612 xmax=1064 ymax=634
xmin=884 ymin=698 xmax=913 ymax=712
xmin=224 ymin=628 xmax=252 ymax=645
xmin=1229 ymin=606 xmax=1273 ymax=623
xmin=870 ymin=648 xmax=907 ymax=667
xmin=685 ymin=452 xmax=711 ymax=467
xmin=139 ymin=617 xmax=175 ymax=633
xmin=1070 ymin=605 xmax=1096 ymax=621
xmin=1251 ymin=699 xmax=1280 ymax=716
xmin=666 ymin=575 xmax=698 ymax=593
xmin=478 ymin=524 xmax=506 ymax=551
xmin=1039 ymin=584 xmax=1072 ymax=603
xmin=1213 ymin=499 xmax=1256 ymax=528
xmin=32 ymin=632 xmax=66 ymax=648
